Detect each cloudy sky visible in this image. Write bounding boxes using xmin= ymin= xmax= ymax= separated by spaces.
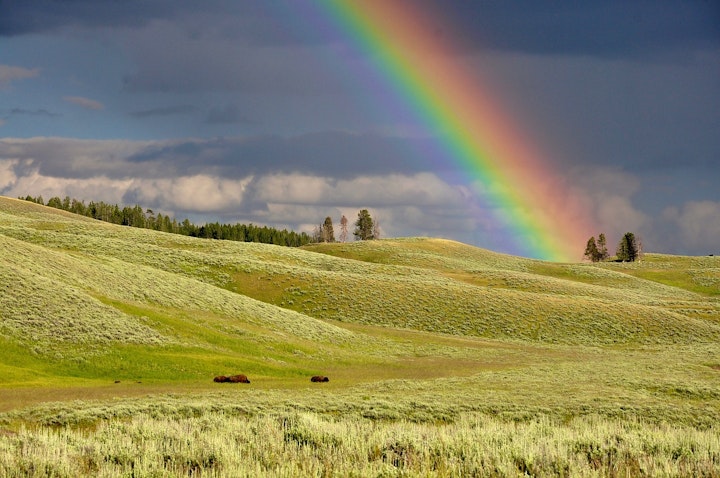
xmin=1 ymin=0 xmax=718 ymax=258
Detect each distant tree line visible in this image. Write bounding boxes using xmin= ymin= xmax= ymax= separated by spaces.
xmin=312 ymin=209 xmax=380 ymax=243
xmin=20 ymin=195 xmax=312 ymax=247
xmin=584 ymin=232 xmax=642 ymax=262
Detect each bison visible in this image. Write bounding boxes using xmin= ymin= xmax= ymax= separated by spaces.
xmin=310 ymin=375 xmax=329 ymax=382
xmin=227 ymin=374 xmax=251 ymax=383
xmin=214 ymin=374 xmax=250 ymax=383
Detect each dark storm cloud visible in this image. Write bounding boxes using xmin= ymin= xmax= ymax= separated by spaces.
xmin=0 ymin=0 xmax=173 ymax=36
xmin=0 ymin=0 xmax=325 ymax=46
xmin=126 ymin=132 xmax=438 ymax=178
xmin=118 ymin=33 xmax=347 ymax=95
xmin=0 ymin=132 xmax=437 ymax=182
xmin=206 ymin=105 xmax=254 ymax=125
xmin=129 ymin=105 xmax=197 ymax=118
xmin=476 ymin=51 xmax=720 ymax=174
xmin=9 ymin=108 xmax=60 ymax=118
xmin=418 ymin=0 xmax=720 ymax=59
xmin=0 ymin=138 xmax=156 ymax=179
xmin=5 ymin=1 xmax=716 ymax=58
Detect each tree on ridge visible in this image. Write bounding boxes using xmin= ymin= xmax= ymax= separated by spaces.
xmin=353 ymin=209 xmax=374 ymax=241
xmin=322 ymin=216 xmax=335 ymax=243
xmin=339 ymin=215 xmax=348 ymax=243
xmin=584 ymin=236 xmax=600 ymax=262
xmin=597 ymin=233 xmax=609 ymax=261
xmin=616 ymin=232 xmax=639 ymax=262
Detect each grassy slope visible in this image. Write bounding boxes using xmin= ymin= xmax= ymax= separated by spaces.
xmin=1 ymin=196 xmax=720 ymax=427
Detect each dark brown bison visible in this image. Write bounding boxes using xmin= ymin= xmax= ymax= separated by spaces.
xmin=213 ymin=374 xmax=250 ymax=383
xmin=227 ymin=374 xmax=250 ymax=383
xmin=310 ymin=375 xmax=329 ymax=382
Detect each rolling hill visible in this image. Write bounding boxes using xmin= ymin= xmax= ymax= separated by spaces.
xmin=1 ymin=195 xmax=719 ymax=411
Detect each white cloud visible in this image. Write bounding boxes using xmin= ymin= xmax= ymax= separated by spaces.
xmin=663 ymin=201 xmax=720 ymax=254
xmin=124 ymin=175 xmax=252 ymax=212
xmin=240 ymin=174 xmax=485 ymax=241
xmin=0 ymin=154 xmax=479 ymax=242
xmin=0 ymin=65 xmax=40 ymax=89
xmin=63 ymin=96 xmax=105 ymax=110
xmin=251 ymin=172 xmax=468 ymax=208
xmin=0 ymin=160 xmax=133 ymax=204
xmin=568 ymin=165 xmax=651 ymax=243
xmin=0 ymin=160 xmax=19 ymax=190
xmin=595 ymin=195 xmax=651 ymax=237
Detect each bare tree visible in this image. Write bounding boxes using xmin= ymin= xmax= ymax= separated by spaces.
xmin=311 ymin=224 xmax=322 ymax=243
xmin=322 ymin=216 xmax=335 ymax=242
xmin=339 ymin=215 xmax=348 ymax=243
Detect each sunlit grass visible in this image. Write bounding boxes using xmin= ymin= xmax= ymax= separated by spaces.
xmin=2 ymin=196 xmax=720 ymax=476
xmin=2 ymin=411 xmax=719 ymax=477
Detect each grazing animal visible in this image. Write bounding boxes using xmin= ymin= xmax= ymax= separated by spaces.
xmin=310 ymin=375 xmax=329 ymax=382
xmin=214 ymin=374 xmax=250 ymax=383
xmin=227 ymin=374 xmax=251 ymax=383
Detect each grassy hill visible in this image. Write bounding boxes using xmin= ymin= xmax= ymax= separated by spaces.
xmin=1 ymin=195 xmax=719 ymax=385
xmin=1 ymin=195 xmax=720 ymax=475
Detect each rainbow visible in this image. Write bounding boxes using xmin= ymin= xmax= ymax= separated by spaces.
xmin=316 ymin=1 xmax=593 ymax=261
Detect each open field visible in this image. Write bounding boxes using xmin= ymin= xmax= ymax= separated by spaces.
xmin=1 ymin=196 xmax=719 ymax=476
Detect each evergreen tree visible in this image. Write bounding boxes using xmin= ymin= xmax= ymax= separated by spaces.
xmin=584 ymin=236 xmax=600 ymax=262
xmin=46 ymin=196 xmax=63 ymax=209
xmin=70 ymin=198 xmax=86 ymax=216
xmin=616 ymin=232 xmax=638 ymax=262
xmin=597 ymin=233 xmax=609 ymax=261
xmin=353 ymin=209 xmax=374 ymax=240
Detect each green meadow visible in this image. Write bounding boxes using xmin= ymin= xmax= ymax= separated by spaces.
xmin=1 ymin=196 xmax=719 ymax=476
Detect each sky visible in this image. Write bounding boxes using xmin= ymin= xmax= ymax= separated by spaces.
xmin=1 ymin=0 xmax=718 ymax=259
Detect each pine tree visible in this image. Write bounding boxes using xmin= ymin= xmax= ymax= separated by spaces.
xmin=47 ymin=196 xmax=63 ymax=209
xmin=584 ymin=236 xmax=600 ymax=262
xmin=616 ymin=232 xmax=638 ymax=262
xmin=353 ymin=209 xmax=374 ymax=241
xmin=597 ymin=233 xmax=609 ymax=261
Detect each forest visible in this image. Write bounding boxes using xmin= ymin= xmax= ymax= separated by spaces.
xmin=20 ymin=195 xmax=312 ymax=247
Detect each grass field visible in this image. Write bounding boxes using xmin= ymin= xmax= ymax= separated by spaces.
xmin=1 ymin=196 xmax=719 ymax=476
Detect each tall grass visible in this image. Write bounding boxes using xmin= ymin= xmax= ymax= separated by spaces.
xmin=1 ymin=411 xmax=718 ymax=477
